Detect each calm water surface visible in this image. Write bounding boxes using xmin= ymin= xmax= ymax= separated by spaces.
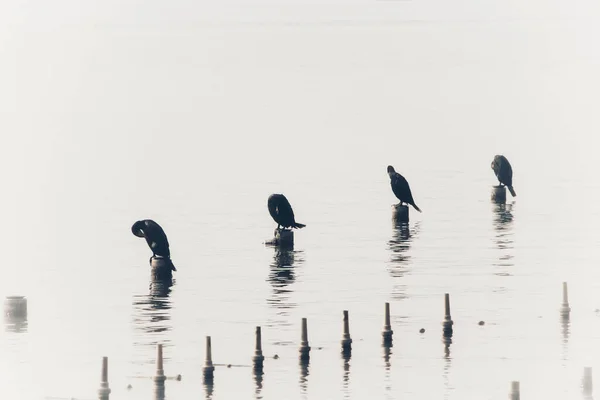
xmin=1 ymin=2 xmax=600 ymax=399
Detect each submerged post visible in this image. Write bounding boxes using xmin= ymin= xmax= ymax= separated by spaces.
xmin=442 ymin=294 xmax=453 ymax=336
xmin=560 ymin=282 xmax=571 ymax=317
xmin=583 ymin=367 xmax=593 ymax=397
xmin=203 ymin=336 xmax=215 ymax=381
xmin=491 ymin=185 xmax=507 ymax=203
xmin=98 ymin=356 xmax=111 ymax=399
xmin=341 ymin=310 xmax=352 ymax=353
xmin=382 ymin=302 xmax=393 ymax=345
xmin=153 ymin=344 xmax=166 ymax=384
xmin=509 ymin=381 xmax=520 ymax=399
xmin=392 ymin=204 xmax=409 ymax=223
xmin=299 ymin=317 xmax=311 ymax=361
xmin=253 ymin=327 xmax=265 ymax=371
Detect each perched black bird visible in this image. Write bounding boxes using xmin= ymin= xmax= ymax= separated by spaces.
xmin=131 ymin=219 xmax=176 ymax=271
xmin=491 ymin=155 xmax=516 ymax=197
xmin=387 ymin=165 xmax=422 ymax=212
xmin=267 ymin=194 xmax=306 ymax=229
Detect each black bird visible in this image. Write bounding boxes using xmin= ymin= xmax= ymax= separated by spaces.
xmin=491 ymin=155 xmax=516 ymax=197
xmin=387 ymin=166 xmax=422 ymax=212
xmin=267 ymin=194 xmax=306 ymax=229
xmin=131 ymin=219 xmax=176 ymax=271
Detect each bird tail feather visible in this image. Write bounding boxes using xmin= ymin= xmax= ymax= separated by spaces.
xmin=412 ymin=204 xmax=422 ymax=213
xmin=508 ymin=186 xmax=517 ymax=197
xmin=294 ymin=223 xmax=306 ymax=229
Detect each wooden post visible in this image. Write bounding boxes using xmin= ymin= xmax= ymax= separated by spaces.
xmin=341 ymin=310 xmax=352 ymax=354
xmin=150 ymin=257 xmax=173 ymax=281
xmin=491 ymin=185 xmax=506 ymax=203
xmin=299 ymin=318 xmax=311 ymax=361
xmin=98 ymin=356 xmax=111 ymax=400
xmin=442 ymin=294 xmax=453 ymax=336
xmin=509 ymin=381 xmax=520 ymax=400
xmin=392 ymin=204 xmax=409 ymax=222
xmin=382 ymin=302 xmax=393 ymax=345
xmin=153 ymin=344 xmax=166 ymax=384
xmin=252 ymin=327 xmax=265 ymax=370
xmin=560 ymin=282 xmax=571 ymax=317
xmin=203 ymin=336 xmax=215 ymax=382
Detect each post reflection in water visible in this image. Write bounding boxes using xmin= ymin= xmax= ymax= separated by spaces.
xmin=204 ymin=380 xmax=214 ymax=400
xmin=442 ymin=336 xmax=453 ymax=398
xmin=383 ymin=345 xmax=392 ymax=394
xmin=254 ymin=367 xmax=264 ymax=399
xmin=266 ymin=245 xmax=304 ymax=333
xmin=560 ymin=313 xmax=570 ymax=363
xmin=492 ymin=202 xmax=515 ymax=273
xmin=131 ymin=278 xmax=174 ymax=374
xmin=342 ymin=351 xmax=351 ymax=399
xmin=299 ymin=360 xmax=309 ymax=398
xmin=154 ymin=383 xmax=165 ymax=400
xmin=387 ymin=219 xmax=420 ymax=301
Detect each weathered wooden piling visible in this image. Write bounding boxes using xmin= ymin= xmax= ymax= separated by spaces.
xmin=382 ymin=302 xmax=393 ymax=345
xmin=4 ymin=296 xmax=27 ymax=319
xmin=341 ymin=310 xmax=352 ymax=353
xmin=509 ymin=381 xmax=520 ymax=400
xmin=203 ymin=336 xmax=215 ymax=382
xmin=299 ymin=318 xmax=311 ymax=361
xmin=491 ymin=185 xmax=507 ymax=203
xmin=442 ymin=293 xmax=453 ymax=336
xmin=392 ymin=204 xmax=409 ymax=223
xmin=150 ymin=257 xmax=173 ymax=281
xmin=153 ymin=344 xmax=166 ymax=384
xmin=252 ymin=326 xmax=265 ymax=371
xmin=275 ymin=228 xmax=294 ymax=247
xmin=98 ymin=356 xmax=111 ymax=400
xmin=583 ymin=367 xmax=593 ymax=397
xmin=560 ymin=282 xmax=571 ymax=317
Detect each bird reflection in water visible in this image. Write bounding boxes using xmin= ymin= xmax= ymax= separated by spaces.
xmin=387 ymin=220 xmax=420 ymax=300
xmin=131 ymin=278 xmax=174 ymax=374
xmin=266 ymin=245 xmax=304 ymax=331
xmin=492 ymin=202 xmax=515 ymax=273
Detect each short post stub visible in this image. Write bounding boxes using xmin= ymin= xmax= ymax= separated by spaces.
xmin=150 ymin=257 xmax=173 ymax=281
xmin=392 ymin=204 xmax=409 ymax=223
xmin=274 ymin=228 xmax=294 ymax=247
xmin=98 ymin=356 xmax=111 ymax=399
xmin=583 ymin=367 xmax=593 ymax=396
xmin=560 ymin=282 xmax=571 ymax=317
xmin=153 ymin=344 xmax=166 ymax=384
xmin=299 ymin=318 xmax=311 ymax=361
xmin=341 ymin=310 xmax=352 ymax=353
xmin=491 ymin=185 xmax=507 ymax=203
xmin=203 ymin=336 xmax=215 ymax=381
xmin=509 ymin=381 xmax=520 ymax=400
xmin=4 ymin=296 xmax=27 ymax=319
xmin=442 ymin=293 xmax=453 ymax=336
xmin=382 ymin=302 xmax=393 ymax=345
xmin=253 ymin=326 xmax=265 ymax=370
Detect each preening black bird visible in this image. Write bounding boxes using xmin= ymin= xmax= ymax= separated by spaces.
xmin=491 ymin=155 xmax=516 ymax=197
xmin=131 ymin=219 xmax=176 ymax=271
xmin=387 ymin=165 xmax=422 ymax=212
xmin=267 ymin=194 xmax=306 ymax=229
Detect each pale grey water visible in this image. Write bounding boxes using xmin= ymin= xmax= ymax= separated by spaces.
xmin=2 ymin=1 xmax=600 ymax=399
